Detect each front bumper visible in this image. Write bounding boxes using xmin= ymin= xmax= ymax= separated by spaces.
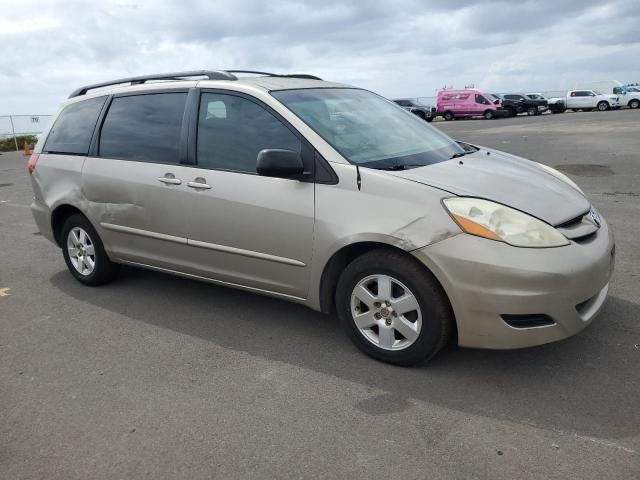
xmin=412 ymin=219 xmax=615 ymax=349
xmin=493 ymin=108 xmax=511 ymax=118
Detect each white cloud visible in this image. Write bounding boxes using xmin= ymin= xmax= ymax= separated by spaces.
xmin=1 ymin=0 xmax=639 ymax=114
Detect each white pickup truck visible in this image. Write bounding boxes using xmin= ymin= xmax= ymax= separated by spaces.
xmin=581 ymin=81 xmax=640 ymax=109
xmin=547 ymin=90 xmax=620 ymax=113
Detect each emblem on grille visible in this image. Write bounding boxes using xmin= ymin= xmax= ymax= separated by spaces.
xmin=590 ymin=207 xmax=601 ymax=228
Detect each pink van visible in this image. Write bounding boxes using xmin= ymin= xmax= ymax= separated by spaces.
xmin=437 ymin=88 xmax=509 ymax=120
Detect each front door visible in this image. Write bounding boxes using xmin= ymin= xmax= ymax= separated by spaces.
xmin=179 ymin=91 xmax=315 ymax=299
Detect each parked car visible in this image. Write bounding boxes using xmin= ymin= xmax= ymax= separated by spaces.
xmin=393 ymin=98 xmax=435 ymax=122
xmin=547 ymin=90 xmax=619 ymax=113
xmin=28 ymin=70 xmax=614 ymax=365
xmin=577 ymin=81 xmax=640 ymax=109
xmin=492 ymin=93 xmax=548 ymax=116
xmin=437 ymin=88 xmax=510 ymax=120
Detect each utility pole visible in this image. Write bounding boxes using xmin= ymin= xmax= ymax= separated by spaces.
xmin=8 ymin=116 xmax=19 ymax=152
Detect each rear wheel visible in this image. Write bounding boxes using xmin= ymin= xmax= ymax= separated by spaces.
xmin=61 ymin=214 xmax=119 ymax=286
xmin=597 ymin=101 xmax=609 ymax=111
xmin=443 ymin=111 xmax=455 ymax=121
xmin=336 ymin=249 xmax=453 ymax=366
xmin=629 ymin=99 xmax=639 ymax=109
xmin=483 ymin=110 xmax=495 ymax=120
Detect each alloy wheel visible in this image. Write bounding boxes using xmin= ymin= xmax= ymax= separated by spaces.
xmin=350 ymin=274 xmax=422 ymax=351
xmin=67 ymin=227 xmax=96 ymax=276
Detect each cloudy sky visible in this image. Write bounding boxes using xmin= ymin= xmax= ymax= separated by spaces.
xmin=2 ymin=0 xmax=639 ymax=115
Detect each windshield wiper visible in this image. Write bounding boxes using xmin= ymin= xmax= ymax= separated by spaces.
xmin=377 ymin=164 xmax=406 ymax=171
xmin=450 ymin=152 xmax=467 ymax=159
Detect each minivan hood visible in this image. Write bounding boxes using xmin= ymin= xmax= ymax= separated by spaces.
xmin=388 ymin=148 xmax=590 ymax=226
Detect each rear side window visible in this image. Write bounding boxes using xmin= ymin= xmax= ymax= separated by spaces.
xmin=99 ymin=93 xmax=187 ymax=163
xmin=196 ymin=93 xmax=301 ymax=173
xmin=44 ymin=96 xmax=106 ymax=154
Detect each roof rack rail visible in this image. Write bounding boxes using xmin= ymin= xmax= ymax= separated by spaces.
xmin=68 ymin=70 xmax=237 ymax=98
xmin=68 ymin=69 xmax=322 ymax=98
xmin=225 ymin=70 xmax=322 ymax=80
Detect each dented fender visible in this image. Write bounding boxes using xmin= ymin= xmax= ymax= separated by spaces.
xmin=306 ymin=162 xmax=462 ymax=310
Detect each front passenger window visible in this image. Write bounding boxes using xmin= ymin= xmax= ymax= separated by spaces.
xmin=197 ymin=93 xmax=301 ymax=173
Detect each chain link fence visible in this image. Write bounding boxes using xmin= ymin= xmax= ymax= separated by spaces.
xmin=0 ymin=114 xmax=53 ymax=152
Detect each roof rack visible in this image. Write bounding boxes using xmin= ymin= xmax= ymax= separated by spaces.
xmin=68 ymin=70 xmax=322 ymax=98
xmin=225 ymin=70 xmax=323 ymax=80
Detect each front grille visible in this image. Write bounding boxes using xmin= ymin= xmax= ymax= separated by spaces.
xmin=501 ymin=314 xmax=556 ymax=329
xmin=556 ymin=209 xmax=599 ymax=241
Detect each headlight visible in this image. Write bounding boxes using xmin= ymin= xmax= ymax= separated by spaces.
xmin=443 ymin=197 xmax=570 ymax=248
xmin=537 ymin=163 xmax=584 ymax=195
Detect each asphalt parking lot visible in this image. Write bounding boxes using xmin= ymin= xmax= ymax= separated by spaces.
xmin=1 ymin=110 xmax=639 ymax=479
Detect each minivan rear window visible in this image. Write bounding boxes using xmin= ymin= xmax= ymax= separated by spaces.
xmin=99 ymin=93 xmax=187 ymax=164
xmin=43 ymin=96 xmax=106 ymax=155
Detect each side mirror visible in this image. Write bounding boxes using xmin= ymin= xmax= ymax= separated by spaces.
xmin=256 ymin=149 xmax=304 ymax=179
xmin=494 ymin=99 xmax=500 ymax=105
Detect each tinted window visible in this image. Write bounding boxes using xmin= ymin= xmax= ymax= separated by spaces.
xmin=44 ymin=96 xmax=106 ymax=154
xmin=99 ymin=93 xmax=187 ymax=163
xmin=197 ymin=93 xmax=301 ymax=173
xmin=475 ymin=94 xmax=490 ymax=105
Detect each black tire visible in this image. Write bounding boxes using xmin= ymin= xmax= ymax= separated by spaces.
xmin=426 ymin=115 xmax=433 ymax=123
xmin=443 ymin=111 xmax=455 ymax=121
xmin=597 ymin=101 xmax=609 ymax=111
xmin=61 ymin=214 xmax=119 ymax=286
xmin=527 ymin=106 xmax=537 ymax=116
xmin=335 ymin=249 xmax=453 ymax=366
xmin=516 ymin=105 xmax=524 ymax=114
xmin=483 ymin=110 xmax=495 ymax=120
xmin=629 ymin=99 xmax=639 ymax=109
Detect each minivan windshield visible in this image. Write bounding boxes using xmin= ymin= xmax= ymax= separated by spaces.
xmin=272 ymin=88 xmax=464 ymax=169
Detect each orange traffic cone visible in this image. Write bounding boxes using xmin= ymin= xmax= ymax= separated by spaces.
xmin=23 ymin=142 xmax=32 ymax=156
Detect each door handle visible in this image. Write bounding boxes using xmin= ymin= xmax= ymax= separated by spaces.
xmin=158 ymin=174 xmax=182 ymax=185
xmin=187 ymin=177 xmax=211 ymax=190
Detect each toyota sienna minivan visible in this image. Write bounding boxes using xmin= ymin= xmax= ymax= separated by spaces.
xmin=28 ymin=70 xmax=615 ymax=365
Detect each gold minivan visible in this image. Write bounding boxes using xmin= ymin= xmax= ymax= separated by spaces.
xmin=29 ymin=70 xmax=614 ymax=365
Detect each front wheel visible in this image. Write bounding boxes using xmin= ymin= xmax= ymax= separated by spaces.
xmin=527 ymin=106 xmax=537 ymax=116
xmin=61 ymin=214 xmax=119 ymax=286
xmin=597 ymin=101 xmax=609 ymax=111
xmin=483 ymin=110 xmax=495 ymax=120
xmin=336 ymin=249 xmax=453 ymax=366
